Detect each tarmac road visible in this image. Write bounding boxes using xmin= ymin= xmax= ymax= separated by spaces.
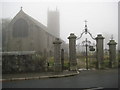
xmin=2 ymin=69 xmax=118 ymax=88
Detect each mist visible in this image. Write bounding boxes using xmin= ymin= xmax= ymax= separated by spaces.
xmin=1 ymin=1 xmax=118 ymax=49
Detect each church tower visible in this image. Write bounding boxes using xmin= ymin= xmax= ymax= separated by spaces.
xmin=47 ymin=8 xmax=60 ymax=38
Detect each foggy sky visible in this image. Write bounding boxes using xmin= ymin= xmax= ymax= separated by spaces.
xmin=1 ymin=0 xmax=118 ymax=49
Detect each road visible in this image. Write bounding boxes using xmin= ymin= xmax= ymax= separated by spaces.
xmin=2 ymin=69 xmax=118 ymax=88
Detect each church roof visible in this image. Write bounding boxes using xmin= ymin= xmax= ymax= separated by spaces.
xmin=24 ymin=11 xmax=47 ymax=31
xmin=13 ymin=8 xmax=47 ymax=32
xmin=9 ymin=8 xmax=62 ymax=39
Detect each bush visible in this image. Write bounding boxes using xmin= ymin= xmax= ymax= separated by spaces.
xmin=31 ymin=54 xmax=46 ymax=72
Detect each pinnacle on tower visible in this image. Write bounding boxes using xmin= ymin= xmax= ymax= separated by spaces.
xmin=20 ymin=6 xmax=23 ymax=10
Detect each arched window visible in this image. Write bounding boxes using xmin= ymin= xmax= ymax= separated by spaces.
xmin=13 ymin=18 xmax=28 ymax=37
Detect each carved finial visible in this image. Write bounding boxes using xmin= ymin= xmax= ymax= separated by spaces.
xmin=85 ymin=20 xmax=87 ymax=25
xmin=111 ymin=34 xmax=113 ymax=40
xmin=84 ymin=20 xmax=88 ymax=34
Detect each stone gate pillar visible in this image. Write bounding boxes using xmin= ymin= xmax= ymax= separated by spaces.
xmin=68 ymin=33 xmax=77 ymax=71
xmin=107 ymin=39 xmax=117 ymax=68
xmin=53 ymin=38 xmax=62 ymax=72
xmin=95 ymin=34 xmax=104 ymax=69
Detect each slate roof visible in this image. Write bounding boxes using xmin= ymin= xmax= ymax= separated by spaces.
xmin=17 ymin=9 xmax=47 ymax=31
xmin=7 ymin=9 xmax=65 ymax=43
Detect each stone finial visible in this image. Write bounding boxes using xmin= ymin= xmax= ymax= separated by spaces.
xmin=108 ymin=40 xmax=117 ymax=45
xmin=85 ymin=20 xmax=87 ymax=25
xmin=95 ymin=34 xmax=104 ymax=39
xmin=111 ymin=34 xmax=114 ymax=40
xmin=68 ymin=33 xmax=77 ymax=39
xmin=53 ymin=38 xmax=62 ymax=44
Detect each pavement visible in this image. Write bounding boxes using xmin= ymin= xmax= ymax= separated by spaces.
xmin=1 ymin=70 xmax=80 ymax=82
xmin=2 ymin=69 xmax=118 ymax=88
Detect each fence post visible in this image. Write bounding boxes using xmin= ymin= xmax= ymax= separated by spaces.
xmin=61 ymin=49 xmax=64 ymax=71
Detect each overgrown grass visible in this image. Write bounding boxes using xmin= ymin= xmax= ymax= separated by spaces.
xmin=47 ymin=56 xmax=70 ymax=70
xmin=76 ymin=54 xmax=119 ymax=69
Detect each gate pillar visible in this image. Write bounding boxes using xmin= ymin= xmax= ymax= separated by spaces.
xmin=68 ymin=33 xmax=77 ymax=71
xmin=53 ymin=38 xmax=62 ymax=72
xmin=107 ymin=39 xmax=117 ymax=68
xmin=95 ymin=34 xmax=104 ymax=69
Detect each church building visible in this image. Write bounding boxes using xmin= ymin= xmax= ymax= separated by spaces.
xmin=2 ymin=8 xmax=67 ymax=57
